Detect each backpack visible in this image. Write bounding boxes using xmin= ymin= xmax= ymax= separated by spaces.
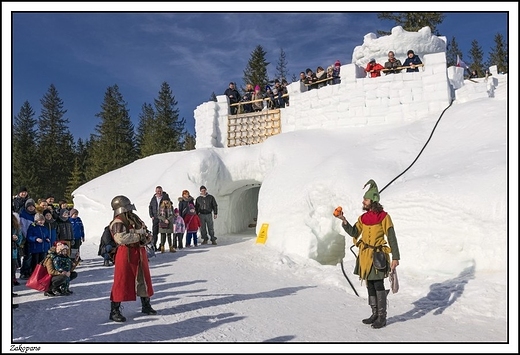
xmin=98 ymin=225 xmax=115 ymax=256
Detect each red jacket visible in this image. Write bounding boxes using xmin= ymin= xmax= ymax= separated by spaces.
xmin=365 ymin=63 xmax=385 ymax=78
xmin=183 ymin=213 xmax=201 ymax=232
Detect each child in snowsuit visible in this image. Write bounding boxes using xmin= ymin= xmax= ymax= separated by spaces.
xmin=183 ymin=204 xmax=201 ymax=247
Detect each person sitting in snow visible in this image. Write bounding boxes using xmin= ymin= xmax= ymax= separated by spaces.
xmin=44 ymin=241 xmax=79 ymax=296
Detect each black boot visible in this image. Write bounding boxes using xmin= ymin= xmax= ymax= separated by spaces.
xmin=109 ymin=302 xmax=126 ymax=322
xmin=103 ymin=259 xmax=110 ymax=266
xmin=372 ymin=290 xmax=387 ymax=329
xmin=362 ymin=295 xmax=378 ymax=324
xmin=141 ymin=297 xmax=157 ymax=315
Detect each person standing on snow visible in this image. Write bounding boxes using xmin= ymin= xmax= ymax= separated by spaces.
xmin=195 ymin=185 xmax=218 ymax=245
xmin=108 ymin=195 xmax=157 ymax=322
xmin=334 ymin=179 xmax=400 ymax=329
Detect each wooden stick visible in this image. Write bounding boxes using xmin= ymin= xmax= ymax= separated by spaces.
xmin=230 ymin=94 xmax=289 ymax=107
xmin=381 ymin=64 xmax=424 ymax=72
xmin=305 ymin=76 xmax=340 ymax=86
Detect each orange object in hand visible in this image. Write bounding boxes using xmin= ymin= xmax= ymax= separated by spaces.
xmin=333 ymin=206 xmax=343 ymax=217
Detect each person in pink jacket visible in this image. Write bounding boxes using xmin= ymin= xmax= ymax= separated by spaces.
xmin=172 ymin=208 xmax=186 ymax=249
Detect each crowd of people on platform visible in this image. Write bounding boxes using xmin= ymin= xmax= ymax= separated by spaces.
xmin=225 ymin=80 xmax=290 ymax=114
xmin=300 ymin=60 xmax=342 ymax=91
xmin=224 ymin=51 xmax=425 ymax=114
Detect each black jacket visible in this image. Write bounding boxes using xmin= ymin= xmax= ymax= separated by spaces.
xmin=195 ymin=194 xmax=218 ymax=215
xmin=178 ymin=195 xmax=195 ymax=218
xmin=98 ymin=225 xmax=117 ymax=256
xmin=148 ymin=192 xmax=170 ymax=219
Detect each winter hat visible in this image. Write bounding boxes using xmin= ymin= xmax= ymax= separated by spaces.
xmin=363 ymin=179 xmax=380 ymax=202
xmin=407 ymin=50 xmax=414 ymax=55
xmin=189 ymin=203 xmax=195 ymax=210
xmin=19 ymin=186 xmax=28 ymax=193
xmin=334 ymin=60 xmax=341 ymax=67
xmin=25 ymin=198 xmax=36 ymax=209
xmin=369 ymin=58 xmax=376 ymax=63
xmin=70 ymin=208 xmax=79 ymax=216
xmin=42 ymin=209 xmax=53 ymax=218
xmin=34 ymin=212 xmax=45 ymax=221
xmin=174 ymin=208 xmax=179 ymax=214
xmin=254 ymin=85 xmax=260 ymax=91
xmin=61 ymin=208 xmax=70 ymax=217
xmin=56 ymin=242 xmax=69 ymax=254
xmin=200 ymin=185 xmax=207 ymax=191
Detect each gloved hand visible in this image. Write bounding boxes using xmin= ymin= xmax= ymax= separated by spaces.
xmin=130 ymin=227 xmax=147 ymax=235
xmin=135 ymin=227 xmax=147 ymax=235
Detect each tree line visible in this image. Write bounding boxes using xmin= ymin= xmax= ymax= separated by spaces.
xmin=12 ymin=82 xmax=195 ymax=201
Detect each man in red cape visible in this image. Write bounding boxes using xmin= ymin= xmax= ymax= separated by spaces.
xmin=108 ymin=195 xmax=156 ymax=322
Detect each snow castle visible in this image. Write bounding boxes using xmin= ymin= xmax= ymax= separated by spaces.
xmin=194 ymin=26 xmax=497 ymax=150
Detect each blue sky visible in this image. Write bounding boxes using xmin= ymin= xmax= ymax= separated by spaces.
xmin=7 ymin=4 xmax=513 ymax=141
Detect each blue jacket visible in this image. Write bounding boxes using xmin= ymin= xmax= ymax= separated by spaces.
xmin=26 ymin=223 xmax=51 ymax=254
xmin=19 ymin=208 xmax=36 ymax=237
xmin=45 ymin=219 xmax=58 ymax=247
xmin=403 ymin=55 xmax=423 ymax=72
xmin=69 ymin=216 xmax=85 ymax=240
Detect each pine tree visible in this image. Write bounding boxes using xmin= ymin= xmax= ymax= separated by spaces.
xmin=488 ymin=33 xmax=508 ymax=74
xmin=86 ymin=84 xmax=137 ymax=180
xmin=275 ymin=48 xmax=290 ymax=82
xmin=377 ymin=12 xmax=445 ymax=36
xmin=243 ymin=45 xmax=270 ymax=93
xmin=468 ymin=39 xmax=485 ymax=77
xmin=446 ymin=36 xmax=463 ymax=67
xmin=37 ymin=84 xmax=75 ymax=200
xmin=136 ymin=102 xmax=155 ymax=158
xmin=74 ymin=137 xmax=90 ymax=187
xmin=65 ymin=157 xmax=83 ymax=201
xmin=153 ymin=81 xmax=186 ymax=154
xmin=184 ymin=132 xmax=196 ymax=151
xmin=12 ymin=101 xmax=39 ymax=196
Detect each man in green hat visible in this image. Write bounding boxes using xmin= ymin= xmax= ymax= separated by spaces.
xmin=335 ymin=179 xmax=400 ymax=329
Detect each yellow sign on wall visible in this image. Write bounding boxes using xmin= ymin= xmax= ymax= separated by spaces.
xmin=256 ymin=223 xmax=269 ymax=244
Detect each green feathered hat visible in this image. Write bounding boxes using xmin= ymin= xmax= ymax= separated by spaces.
xmin=363 ymin=179 xmax=380 ymax=202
